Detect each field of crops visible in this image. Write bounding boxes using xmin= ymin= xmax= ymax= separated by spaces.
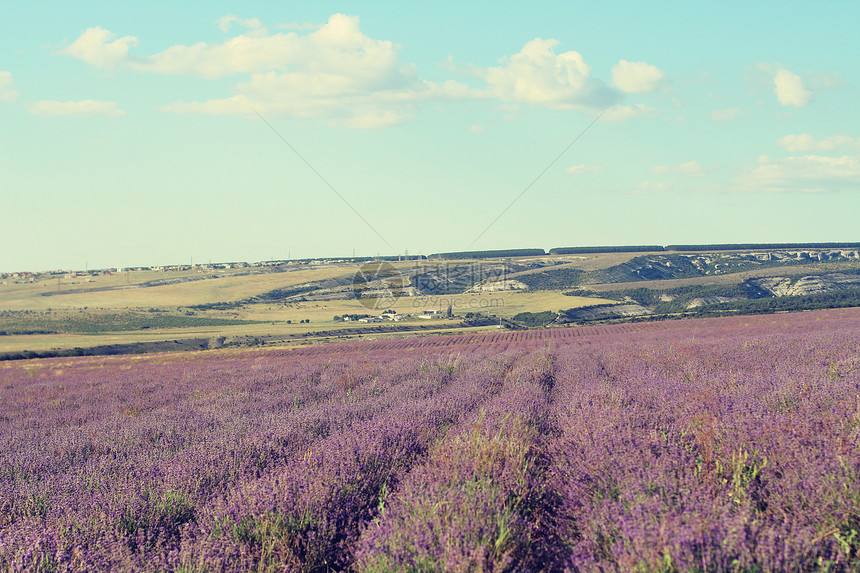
xmin=2 ymin=308 xmax=859 ymax=571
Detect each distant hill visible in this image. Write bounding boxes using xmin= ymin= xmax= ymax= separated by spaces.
xmin=427 ymin=248 xmax=546 ymax=260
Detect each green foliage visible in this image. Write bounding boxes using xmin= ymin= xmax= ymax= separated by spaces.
xmin=558 ymin=303 xmax=638 ymax=324
xmin=666 ymin=242 xmax=860 ymax=251
xmin=342 ymin=314 xmax=372 ymax=321
xmin=564 ymin=283 xmax=860 ymax=324
xmin=577 ymin=282 xmax=770 ymax=313
xmin=257 ymin=285 xmax=322 ymax=301
xmin=516 ymin=268 xmax=584 ymax=290
xmin=0 ymin=310 xmax=260 ymax=335
xmin=117 ymin=489 xmax=196 ymax=550
xmin=691 ymin=288 xmax=860 ymax=316
xmin=562 ymin=288 xmax=595 ymax=298
xmin=187 ymin=301 xmax=242 ymax=311
xmin=512 ymin=311 xmax=557 ymax=327
xmin=550 ymin=245 xmax=664 ymax=254
xmin=427 ymin=249 xmax=546 ymax=260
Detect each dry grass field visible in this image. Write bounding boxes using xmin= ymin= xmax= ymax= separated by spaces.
xmin=0 ymin=262 xmax=614 ymax=355
xmin=0 ymin=265 xmax=360 ymax=311
xmin=11 ymin=250 xmax=850 ymax=356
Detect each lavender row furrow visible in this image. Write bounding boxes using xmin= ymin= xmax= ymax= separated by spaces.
xmin=1 ymin=309 xmax=859 ymax=570
xmin=354 ymin=349 xmax=560 ymax=571
xmin=0 ymin=346 xmax=516 ymax=570
xmin=549 ymin=326 xmax=860 ymax=571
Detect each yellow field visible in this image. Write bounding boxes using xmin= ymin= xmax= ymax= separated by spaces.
xmin=0 ymin=260 xmax=618 ymax=355
xmin=503 ymin=252 xmax=648 ymax=278
xmin=0 ymin=265 xmax=362 ymax=311
xmin=0 ymin=292 xmax=611 ymax=355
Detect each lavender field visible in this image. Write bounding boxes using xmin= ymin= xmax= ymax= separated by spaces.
xmin=2 ymin=308 xmax=859 ymax=571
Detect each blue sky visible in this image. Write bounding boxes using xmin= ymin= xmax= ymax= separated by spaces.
xmin=1 ymin=1 xmax=858 ymax=272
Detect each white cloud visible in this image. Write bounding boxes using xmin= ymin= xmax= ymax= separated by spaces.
xmin=773 ymin=68 xmax=811 ymax=107
xmin=481 ymin=38 xmax=617 ymax=109
xmin=135 ymin=13 xmax=420 ymax=86
xmin=469 ymin=124 xmax=486 ymax=134
xmin=601 ymin=103 xmax=655 ymax=122
xmin=29 ymin=100 xmax=126 ymax=117
xmin=217 ymin=15 xmax=263 ymax=33
xmin=0 ymin=71 xmax=18 ymax=102
xmin=777 ymin=133 xmax=858 ymax=153
xmin=276 ymin=22 xmax=321 ymax=32
xmin=735 ymin=154 xmax=860 ymax=192
xmin=160 ymin=75 xmax=472 ymax=128
xmin=747 ymin=64 xmax=831 ymax=108
xmin=57 ymin=16 xmax=663 ymax=128
xmin=777 ymin=133 xmax=815 ymax=152
xmin=610 ymin=60 xmax=665 ymax=94
xmin=651 ymin=160 xmax=702 ymax=176
xmin=711 ymin=107 xmax=741 ymax=122
xmin=58 ymin=26 xmax=138 ymax=69
xmin=161 ymin=74 xmax=470 ymax=128
xmin=154 ymin=14 xmax=474 ymax=127
xmin=131 ymin=32 xmax=300 ymax=79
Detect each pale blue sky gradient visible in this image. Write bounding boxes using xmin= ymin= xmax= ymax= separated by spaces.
xmin=1 ymin=1 xmax=858 ymax=272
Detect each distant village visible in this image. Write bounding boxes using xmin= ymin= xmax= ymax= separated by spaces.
xmin=335 ymin=309 xmax=446 ymax=323
xmin=3 ymin=248 xmax=859 ymax=288
xmin=0 ymin=258 xmax=359 ymax=285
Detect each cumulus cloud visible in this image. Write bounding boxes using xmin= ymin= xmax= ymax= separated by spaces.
xmin=735 ymin=154 xmax=860 ymax=192
xmin=58 ymin=26 xmax=138 ymax=69
xmin=566 ymin=164 xmax=605 ymax=174
xmin=610 ymin=60 xmax=666 ymax=94
xmin=161 ymin=93 xmax=413 ymax=129
xmin=481 ymin=39 xmax=618 ymax=109
xmin=601 ymin=103 xmax=655 ymax=122
xmin=276 ymin=21 xmax=321 ymax=31
xmin=29 ymin=100 xmax=126 ymax=117
xmin=217 ymin=15 xmax=263 ymax=33
xmin=131 ymin=32 xmax=301 ymax=78
xmin=749 ymin=64 xmax=814 ymax=108
xmin=160 ymin=72 xmax=472 ymax=128
xmin=0 ymin=71 xmax=18 ymax=102
xmin=57 ymin=16 xmax=664 ymax=128
xmin=777 ymin=133 xmax=858 ymax=153
xmin=773 ymin=68 xmax=812 ymax=107
xmin=476 ymin=43 xmax=664 ymax=115
xmin=133 ymin=13 xmax=419 ymax=86
xmin=154 ymin=14 xmax=474 ymax=127
xmin=650 ymin=160 xmax=703 ymax=176
xmin=469 ymin=124 xmax=486 ymax=134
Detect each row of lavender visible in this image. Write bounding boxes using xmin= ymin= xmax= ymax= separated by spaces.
xmin=549 ymin=320 xmax=860 ymax=570
xmin=1 ymin=308 xmax=859 ymax=570
xmin=0 ymin=338 xmax=554 ymax=570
